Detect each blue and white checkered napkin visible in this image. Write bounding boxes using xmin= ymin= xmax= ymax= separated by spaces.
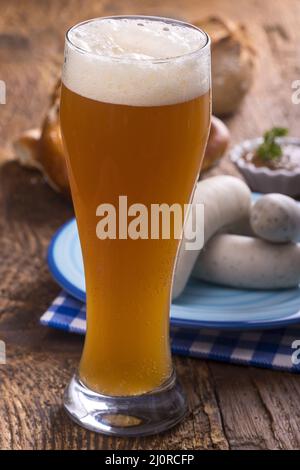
xmin=41 ymin=291 xmax=300 ymax=373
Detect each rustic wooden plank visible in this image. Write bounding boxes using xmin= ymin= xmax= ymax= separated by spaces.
xmin=209 ymin=363 xmax=300 ymax=450
xmin=0 ymin=0 xmax=299 ymax=450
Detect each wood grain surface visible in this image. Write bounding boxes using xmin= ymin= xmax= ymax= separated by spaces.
xmin=0 ymin=0 xmax=300 ymax=450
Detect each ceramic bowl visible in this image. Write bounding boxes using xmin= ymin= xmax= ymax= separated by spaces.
xmin=230 ymin=137 xmax=300 ymax=197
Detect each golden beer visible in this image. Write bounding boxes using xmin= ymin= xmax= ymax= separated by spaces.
xmin=61 ymin=86 xmax=210 ymax=395
xmin=61 ymin=15 xmax=211 ymax=435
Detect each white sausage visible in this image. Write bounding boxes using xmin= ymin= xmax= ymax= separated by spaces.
xmin=172 ymin=176 xmax=251 ymax=298
xmin=193 ymin=234 xmax=300 ymax=289
xmin=250 ymin=193 xmax=300 ymax=243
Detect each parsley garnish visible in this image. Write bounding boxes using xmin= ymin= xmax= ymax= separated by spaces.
xmin=256 ymin=127 xmax=288 ymax=161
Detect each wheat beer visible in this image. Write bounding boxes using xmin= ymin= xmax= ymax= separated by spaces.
xmin=61 ymin=16 xmax=211 ymax=434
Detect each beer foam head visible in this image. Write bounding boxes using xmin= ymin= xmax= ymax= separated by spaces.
xmin=63 ymin=17 xmax=210 ymax=106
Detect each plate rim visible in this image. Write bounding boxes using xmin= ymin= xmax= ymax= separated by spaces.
xmin=47 ymin=218 xmax=86 ymax=303
xmin=47 ymin=217 xmax=300 ymax=331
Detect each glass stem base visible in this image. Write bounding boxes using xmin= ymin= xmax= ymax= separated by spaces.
xmin=63 ymin=370 xmax=187 ymax=436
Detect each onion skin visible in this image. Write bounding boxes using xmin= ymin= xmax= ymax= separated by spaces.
xmin=38 ymin=112 xmax=70 ymax=197
xmin=14 ymin=81 xmax=71 ymax=198
xmin=202 ymin=116 xmax=230 ymax=171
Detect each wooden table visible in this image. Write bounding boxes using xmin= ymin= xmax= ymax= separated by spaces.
xmin=0 ymin=0 xmax=300 ymax=450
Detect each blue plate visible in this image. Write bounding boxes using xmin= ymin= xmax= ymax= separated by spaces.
xmin=48 ymin=195 xmax=300 ymax=330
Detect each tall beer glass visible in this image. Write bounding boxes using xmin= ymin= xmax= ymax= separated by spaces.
xmin=60 ymin=16 xmax=211 ymax=436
